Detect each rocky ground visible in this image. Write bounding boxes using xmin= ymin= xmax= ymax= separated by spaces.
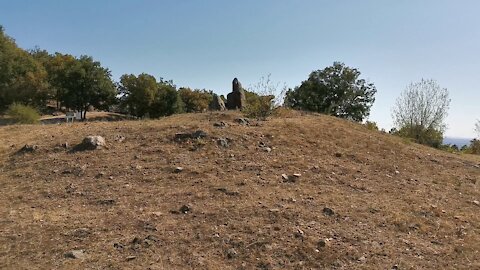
xmin=0 ymin=111 xmax=479 ymax=269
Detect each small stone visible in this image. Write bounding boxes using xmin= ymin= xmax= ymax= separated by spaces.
xmin=213 ymin=121 xmax=228 ymax=128
xmin=317 ymin=239 xmax=330 ymax=248
xmin=192 ymin=130 xmax=208 ymax=139
xmin=126 ymin=255 xmax=136 ymax=261
xmin=226 ymin=248 xmax=237 ymax=259
xmin=62 ymin=142 xmax=69 ymax=148
xmin=358 ymin=256 xmax=366 ymax=262
xmin=64 ymin=249 xmax=85 ymax=259
xmin=71 ymin=228 xmax=91 ymax=238
xmin=114 ymin=134 xmax=126 ymax=143
xmin=217 ymin=138 xmax=229 ymax=148
xmin=19 ymin=144 xmax=38 ymax=153
xmin=294 ymin=228 xmax=305 ymax=238
xmin=323 ymin=207 xmax=335 ymax=216
xmin=179 ymin=204 xmax=191 ymax=214
xmin=281 ymin=174 xmax=289 ymax=181
xmin=174 ymin=167 xmax=184 ymax=173
xmin=395 ymin=170 xmax=400 ymax=175
xmin=263 ymin=147 xmax=272 ymax=153
xmin=473 ymin=200 xmax=480 ymax=206
xmin=292 ymin=173 xmax=301 ymax=178
xmin=235 ymin=118 xmax=250 ymax=125
xmin=334 ymin=152 xmax=342 ymax=158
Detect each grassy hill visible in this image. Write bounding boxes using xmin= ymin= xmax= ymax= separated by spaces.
xmin=0 ymin=111 xmax=479 ymax=269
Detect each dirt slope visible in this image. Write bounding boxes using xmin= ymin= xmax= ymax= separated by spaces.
xmin=0 ymin=111 xmax=479 ymax=270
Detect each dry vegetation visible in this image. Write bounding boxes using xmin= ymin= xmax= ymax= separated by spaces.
xmin=0 ymin=111 xmax=479 ymax=269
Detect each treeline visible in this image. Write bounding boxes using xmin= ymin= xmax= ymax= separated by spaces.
xmin=1 ymin=26 xmax=479 ymax=154
xmin=0 ymin=27 xmax=232 ymax=119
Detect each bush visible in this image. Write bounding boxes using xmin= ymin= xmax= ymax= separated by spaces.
xmin=7 ymin=103 xmax=40 ymax=124
xmin=462 ymin=139 xmax=480 ymax=155
xmin=364 ymin=121 xmax=379 ymax=131
xmin=393 ymin=124 xmax=443 ymax=148
xmin=243 ymin=90 xmax=274 ymax=119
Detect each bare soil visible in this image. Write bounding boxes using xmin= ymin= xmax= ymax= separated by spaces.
xmin=0 ymin=111 xmax=478 ymax=269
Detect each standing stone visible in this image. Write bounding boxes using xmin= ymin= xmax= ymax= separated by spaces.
xmin=226 ymin=78 xmax=246 ymax=110
xmin=209 ymin=94 xmax=226 ymax=111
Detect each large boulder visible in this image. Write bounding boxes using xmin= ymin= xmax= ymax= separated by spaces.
xmin=226 ymin=78 xmax=246 ymax=110
xmin=209 ymin=94 xmax=226 ymax=111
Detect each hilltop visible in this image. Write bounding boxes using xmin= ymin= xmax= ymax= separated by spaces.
xmin=0 ymin=111 xmax=479 ymax=269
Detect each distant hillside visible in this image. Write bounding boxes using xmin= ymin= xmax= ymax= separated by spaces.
xmin=443 ymin=137 xmax=473 ymax=147
xmin=0 ymin=111 xmax=479 ymax=269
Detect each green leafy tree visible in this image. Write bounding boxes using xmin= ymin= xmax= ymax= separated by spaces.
xmin=0 ymin=27 xmax=49 ymax=110
xmin=30 ymin=50 xmax=77 ymax=109
xmin=57 ymin=56 xmax=116 ymax=120
xmin=392 ymin=79 xmax=450 ymax=148
xmin=178 ymin=88 xmax=213 ymax=113
xmin=150 ymin=81 xmax=184 ymax=117
xmin=117 ymin=74 xmax=183 ymax=118
xmin=118 ymin=73 xmax=158 ymax=117
xmin=285 ymin=62 xmax=376 ymax=121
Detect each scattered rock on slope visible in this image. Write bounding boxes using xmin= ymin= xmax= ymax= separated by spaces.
xmin=74 ymin=136 xmax=107 ymax=151
xmin=174 ymin=130 xmax=208 ymax=141
xmin=18 ymin=144 xmax=38 ymax=154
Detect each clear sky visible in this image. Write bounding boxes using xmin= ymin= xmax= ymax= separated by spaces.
xmin=1 ymin=0 xmax=479 ymax=138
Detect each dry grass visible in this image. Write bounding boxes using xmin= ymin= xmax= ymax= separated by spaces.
xmin=0 ymin=111 xmax=479 ymax=269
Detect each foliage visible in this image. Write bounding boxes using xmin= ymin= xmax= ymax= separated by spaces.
xmin=461 ymin=139 xmax=480 ymax=155
xmin=55 ymin=56 xmax=116 ymax=120
xmin=118 ymin=73 xmax=183 ymax=118
xmin=393 ymin=124 xmax=444 ymax=148
xmin=118 ymin=73 xmax=158 ymax=117
xmin=6 ymin=103 xmax=40 ymax=124
xmin=150 ymin=82 xmax=184 ymax=117
xmin=243 ymin=74 xmax=282 ymax=119
xmin=364 ymin=121 xmax=379 ymax=131
xmin=178 ymin=88 xmax=213 ymax=113
xmin=391 ymin=79 xmax=450 ymax=147
xmin=0 ymin=27 xmax=49 ymax=111
xmin=243 ymin=90 xmax=274 ymax=119
xmin=284 ymin=62 xmax=376 ymax=122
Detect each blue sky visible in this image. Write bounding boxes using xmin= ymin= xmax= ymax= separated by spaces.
xmin=1 ymin=0 xmax=479 ymax=138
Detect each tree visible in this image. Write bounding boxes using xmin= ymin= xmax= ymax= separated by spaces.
xmin=118 ymin=73 xmax=158 ymax=117
xmin=57 ymin=56 xmax=116 ymax=120
xmin=391 ymin=79 xmax=450 ymax=147
xmin=0 ymin=27 xmax=49 ymax=111
xmin=178 ymin=88 xmax=213 ymax=113
xmin=117 ymin=74 xmax=183 ymax=118
xmin=30 ymin=50 xmax=77 ymax=110
xmin=284 ymin=62 xmax=376 ymax=122
xmin=150 ymin=81 xmax=184 ymax=117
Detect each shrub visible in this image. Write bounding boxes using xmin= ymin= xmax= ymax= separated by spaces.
xmin=364 ymin=121 xmax=379 ymax=131
xmin=393 ymin=124 xmax=443 ymax=148
xmin=463 ymin=139 xmax=480 ymax=155
xmin=7 ymin=103 xmax=40 ymax=124
xmin=243 ymin=90 xmax=274 ymax=119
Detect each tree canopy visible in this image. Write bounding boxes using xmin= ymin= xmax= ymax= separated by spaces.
xmin=284 ymin=62 xmax=376 ymax=122
xmin=0 ymin=27 xmax=49 ymax=110
xmin=117 ymin=73 xmax=183 ymax=118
